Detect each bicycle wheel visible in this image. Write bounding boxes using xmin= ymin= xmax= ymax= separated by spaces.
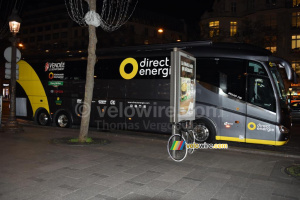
xmin=183 ymin=130 xmax=195 ymax=154
xmin=167 ymin=134 xmax=187 ymax=162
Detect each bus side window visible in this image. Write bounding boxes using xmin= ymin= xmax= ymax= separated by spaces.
xmin=196 ymin=58 xmax=219 ymax=87
xmin=248 ymin=62 xmax=267 ymax=76
xmin=196 ymin=58 xmax=246 ymax=101
xmin=217 ymin=58 xmax=246 ymax=101
xmin=247 ymin=76 xmax=276 ymax=112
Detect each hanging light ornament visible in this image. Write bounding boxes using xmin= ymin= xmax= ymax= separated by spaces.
xmin=84 ymin=10 xmax=100 ymax=27
xmin=65 ymin=0 xmax=138 ymax=32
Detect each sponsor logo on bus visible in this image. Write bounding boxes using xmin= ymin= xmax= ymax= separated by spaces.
xmin=119 ymin=57 xmax=170 ymax=80
xmin=50 ymin=90 xmax=64 ymax=94
xmin=49 ymin=72 xmax=64 ymax=80
xmin=48 ymin=81 xmax=64 ymax=86
xmin=247 ymin=122 xmax=274 ymax=132
xmin=247 ymin=122 xmax=256 ymax=130
xmin=55 ymin=97 xmax=62 ymax=105
xmin=45 ymin=62 xmax=65 ymax=72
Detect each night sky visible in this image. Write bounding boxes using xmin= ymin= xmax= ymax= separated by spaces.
xmin=136 ymin=0 xmax=214 ymax=21
xmin=22 ymin=0 xmax=214 ymax=22
xmin=0 ymin=0 xmax=214 ymax=40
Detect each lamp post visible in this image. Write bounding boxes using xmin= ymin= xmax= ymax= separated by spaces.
xmin=289 ymin=87 xmax=293 ymax=105
xmin=4 ymin=8 xmax=23 ymax=132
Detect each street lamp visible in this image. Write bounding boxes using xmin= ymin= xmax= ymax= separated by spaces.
xmin=18 ymin=43 xmax=24 ymax=49
xmin=158 ymin=28 xmax=164 ymax=33
xmin=4 ymin=8 xmax=23 ymax=132
xmin=157 ymin=28 xmax=164 ymax=44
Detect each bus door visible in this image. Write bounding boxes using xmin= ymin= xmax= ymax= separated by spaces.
xmin=245 ymin=62 xmax=277 ymax=144
xmin=219 ymin=90 xmax=247 ymax=142
xmin=212 ymin=58 xmax=247 ymax=142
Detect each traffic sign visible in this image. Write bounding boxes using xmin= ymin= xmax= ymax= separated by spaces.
xmin=4 ymin=46 xmax=21 ymax=63
xmin=5 ymin=63 xmax=19 ymax=79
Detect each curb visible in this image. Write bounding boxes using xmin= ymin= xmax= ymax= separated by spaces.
xmin=226 ymin=146 xmax=300 ymax=159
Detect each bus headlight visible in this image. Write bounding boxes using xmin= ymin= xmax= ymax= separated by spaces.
xmin=279 ymin=125 xmax=289 ymax=134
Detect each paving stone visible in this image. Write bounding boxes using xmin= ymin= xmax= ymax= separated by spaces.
xmin=25 ymin=190 xmax=63 ymax=200
xmin=0 ymin=184 xmax=48 ymax=200
xmin=241 ymin=182 xmax=274 ymax=200
xmin=153 ymin=189 xmax=186 ymax=200
xmin=89 ymin=194 xmax=118 ymax=200
xmin=100 ymin=181 xmax=143 ymax=199
xmin=166 ymin=177 xmax=201 ymax=194
xmin=226 ymin=175 xmax=250 ymax=188
xmin=135 ymin=180 xmax=171 ymax=197
xmin=62 ymin=184 xmax=108 ymax=200
xmin=212 ymin=184 xmax=245 ymax=200
xmin=127 ymin=170 xmax=162 ymax=184
xmin=95 ymin=172 xmax=135 ymax=187
xmin=119 ymin=192 xmax=150 ymax=200
xmin=155 ymin=167 xmax=191 ymax=183
xmin=180 ymin=185 xmax=217 ymax=200
xmin=123 ymin=164 xmax=156 ymax=175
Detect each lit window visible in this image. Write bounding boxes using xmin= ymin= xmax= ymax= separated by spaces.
xmin=292 ymin=12 xmax=300 ymax=28
xmin=230 ymin=22 xmax=237 ymax=36
xmin=293 ymin=0 xmax=300 ymax=7
xmin=292 ymin=35 xmax=300 ymax=49
xmin=209 ymin=21 xmax=219 ymax=37
xmin=265 ymin=46 xmax=277 ymax=53
xmin=292 ymin=61 xmax=300 ymax=76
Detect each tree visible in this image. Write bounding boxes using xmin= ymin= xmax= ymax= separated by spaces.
xmin=65 ymin=0 xmax=138 ymax=142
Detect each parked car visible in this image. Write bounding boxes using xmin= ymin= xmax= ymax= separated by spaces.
xmin=291 ymin=102 xmax=300 ymax=122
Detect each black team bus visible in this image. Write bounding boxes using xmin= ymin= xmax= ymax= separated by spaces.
xmin=15 ymin=41 xmax=296 ymax=146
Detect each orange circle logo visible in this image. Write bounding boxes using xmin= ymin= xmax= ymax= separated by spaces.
xmin=49 ymin=72 xmax=54 ymax=80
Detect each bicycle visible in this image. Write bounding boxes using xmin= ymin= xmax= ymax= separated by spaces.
xmin=167 ymin=120 xmax=195 ymax=162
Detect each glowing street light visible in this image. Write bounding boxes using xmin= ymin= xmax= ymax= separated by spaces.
xmin=158 ymin=28 xmax=164 ymax=33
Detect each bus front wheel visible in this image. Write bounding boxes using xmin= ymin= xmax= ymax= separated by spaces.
xmin=36 ymin=109 xmax=50 ymax=126
xmin=193 ymin=119 xmax=216 ymax=143
xmin=55 ymin=111 xmax=71 ymax=128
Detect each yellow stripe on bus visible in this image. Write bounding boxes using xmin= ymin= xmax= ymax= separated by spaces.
xmin=17 ymin=60 xmax=49 ymax=116
xmin=215 ymin=136 xmax=287 ymax=146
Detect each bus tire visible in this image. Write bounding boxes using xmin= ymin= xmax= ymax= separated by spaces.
xmin=193 ymin=118 xmax=216 ymax=143
xmin=35 ymin=109 xmax=50 ymax=126
xmin=55 ymin=111 xmax=72 ymax=128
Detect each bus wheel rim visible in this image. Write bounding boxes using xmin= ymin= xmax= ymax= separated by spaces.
xmin=194 ymin=124 xmax=209 ymax=142
xmin=39 ymin=113 xmax=48 ymax=125
xmin=58 ymin=114 xmax=68 ymax=127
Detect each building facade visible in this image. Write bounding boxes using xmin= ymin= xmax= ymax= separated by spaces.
xmin=200 ymin=0 xmax=300 ymax=97
xmin=18 ymin=3 xmax=187 ymax=60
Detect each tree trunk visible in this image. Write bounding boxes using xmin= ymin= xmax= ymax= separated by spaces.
xmin=79 ymin=0 xmax=97 ymax=142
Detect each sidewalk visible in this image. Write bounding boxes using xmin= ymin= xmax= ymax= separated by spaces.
xmin=0 ymin=125 xmax=299 ymax=200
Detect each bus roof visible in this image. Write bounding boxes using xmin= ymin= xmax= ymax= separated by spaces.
xmin=96 ymin=41 xmax=272 ymax=62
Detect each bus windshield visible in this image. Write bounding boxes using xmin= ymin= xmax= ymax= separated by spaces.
xmin=269 ymin=67 xmax=287 ymax=103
